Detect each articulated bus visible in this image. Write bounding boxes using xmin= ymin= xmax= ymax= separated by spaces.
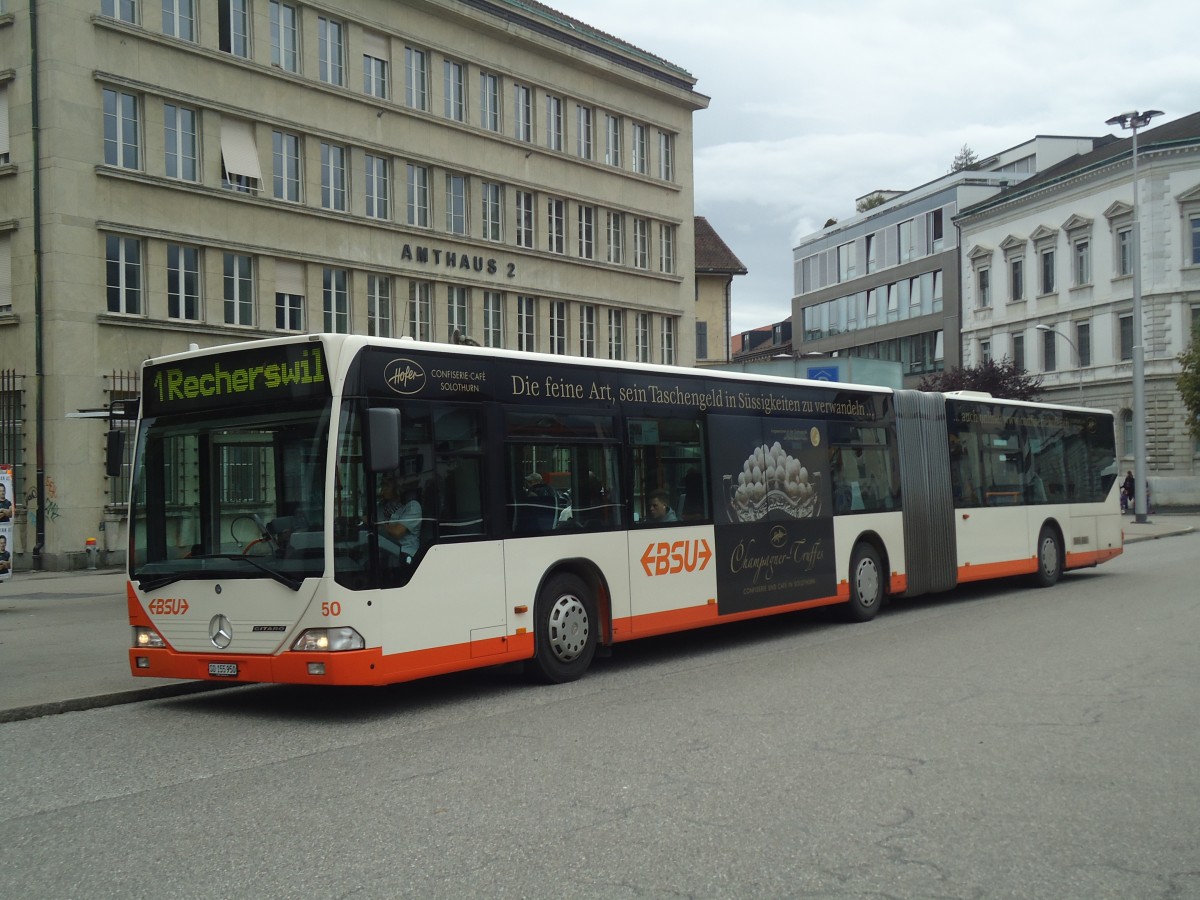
xmin=122 ymin=333 xmax=1122 ymax=686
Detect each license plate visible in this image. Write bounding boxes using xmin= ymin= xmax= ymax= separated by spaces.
xmin=208 ymin=662 xmax=238 ymax=677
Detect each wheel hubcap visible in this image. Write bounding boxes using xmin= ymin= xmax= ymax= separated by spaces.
xmin=547 ymin=594 xmax=589 ymax=662
xmin=855 ymin=559 xmax=879 ymax=607
xmin=1042 ymin=538 xmax=1059 ymax=576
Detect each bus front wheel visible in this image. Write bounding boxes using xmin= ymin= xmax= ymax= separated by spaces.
xmin=1034 ymin=526 xmax=1063 ymax=587
xmin=529 ymin=573 xmax=597 ymax=684
xmin=846 ymin=543 xmax=884 ymax=622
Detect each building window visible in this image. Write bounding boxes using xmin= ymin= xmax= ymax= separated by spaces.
xmin=219 ymin=0 xmax=250 ymax=58
xmin=549 ymin=300 xmax=567 ymax=355
xmin=578 ymin=205 xmax=594 ymax=259
xmin=480 ymin=72 xmax=500 ymax=132
xmin=405 ymin=47 xmax=428 ymax=110
xmin=270 ymin=2 xmax=298 ymax=72
xmin=898 ymin=219 xmax=914 ymax=263
xmin=220 ymin=118 xmax=261 ymax=193
xmin=1191 ymin=215 xmax=1200 ymax=265
xmin=1042 ymin=328 xmax=1055 ymax=371
xmin=608 ymin=309 xmax=625 ymax=360
xmin=276 ymin=289 xmax=303 ymax=331
xmin=223 ymin=252 xmax=254 ymax=326
xmin=103 ymin=88 xmax=140 ymax=170
xmin=635 ymin=312 xmax=651 ymax=363
xmin=632 ymin=218 xmax=649 ymax=269
xmin=516 ymin=191 xmax=535 ymax=248
xmin=605 ymin=114 xmax=622 ymax=167
xmin=660 ymin=317 xmax=676 ymax=365
xmin=166 ymin=244 xmax=200 ymax=321
xmin=606 ymin=212 xmax=624 ymax=264
xmin=483 ymin=291 xmax=503 ymax=348
xmin=1121 ymin=409 xmax=1134 ymax=457
xmin=105 ymin=235 xmax=142 ymax=315
xmin=1076 ymin=321 xmax=1091 ymax=367
xmin=658 ymin=131 xmax=674 ymax=181
xmin=318 ymin=17 xmax=345 ymax=86
xmin=517 ymin=295 xmax=537 ymax=352
xmin=514 ymin=84 xmax=532 ymax=142
xmin=164 ymin=103 xmax=197 ymax=181
xmin=363 ymin=50 xmax=388 ymax=100
xmin=1116 ymin=226 xmax=1133 ymax=276
xmin=163 ymin=0 xmax=196 ymax=41
xmin=365 ymin=154 xmax=389 ymax=219
xmin=367 ymin=274 xmax=392 ymax=337
xmin=631 ymin=122 xmax=647 ymax=175
xmin=579 ymin=304 xmax=596 ymax=357
xmin=546 ymin=95 xmax=563 ymax=151
xmin=408 ymin=281 xmax=431 ymax=341
xmin=103 ymin=0 xmax=137 ymax=24
xmin=446 ymin=174 xmax=467 ymax=235
xmin=481 ymin=182 xmax=502 ymax=242
xmin=272 ymin=130 xmax=302 ymax=202
xmin=837 ymin=242 xmax=856 ymax=282
xmin=320 ymin=143 xmax=347 ymax=211
xmin=659 ymin=224 xmax=676 ymax=274
xmin=979 ymin=339 xmax=992 ymax=365
xmin=696 ymin=321 xmax=709 ymax=361
xmin=977 ymin=267 xmax=991 ymax=308
xmin=406 ymin=164 xmax=429 ymax=227
xmin=446 ymin=286 xmax=470 ymax=341
xmin=1119 ymin=313 xmax=1133 ymax=361
xmin=547 ymin=198 xmax=565 ymax=254
xmin=865 ymin=233 xmax=877 ymax=274
xmin=576 ymin=106 xmax=593 ymax=160
xmin=928 ymin=208 xmax=944 ymax=253
xmin=1009 ymin=256 xmax=1024 ymax=302
xmin=444 ymin=60 xmax=466 ymax=122
xmin=1012 ymin=333 xmax=1025 ymax=372
xmin=1073 ymin=238 xmax=1091 ymax=286
xmin=1040 ymin=247 xmax=1056 ymax=294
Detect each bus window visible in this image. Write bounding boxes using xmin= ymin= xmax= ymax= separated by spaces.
xmin=432 ymin=405 xmax=485 ymax=538
xmin=629 ymin=417 xmax=707 ymax=524
xmin=829 ymin=425 xmax=900 ymax=514
xmin=505 ymin=411 xmax=621 ymax=535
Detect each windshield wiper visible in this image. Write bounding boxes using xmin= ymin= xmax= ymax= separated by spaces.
xmin=136 ymin=555 xmax=303 ymax=593
xmin=136 ymin=574 xmax=181 ymax=592
xmin=211 ymin=554 xmax=304 ymax=591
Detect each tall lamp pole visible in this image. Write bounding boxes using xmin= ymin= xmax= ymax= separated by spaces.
xmin=1105 ymin=109 xmax=1163 ymax=524
xmin=1036 ymin=324 xmax=1083 ymax=398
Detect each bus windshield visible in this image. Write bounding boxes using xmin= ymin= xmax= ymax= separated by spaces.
xmin=130 ymin=406 xmax=331 ymax=591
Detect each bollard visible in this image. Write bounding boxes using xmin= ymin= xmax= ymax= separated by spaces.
xmin=85 ymin=537 xmax=98 ymax=570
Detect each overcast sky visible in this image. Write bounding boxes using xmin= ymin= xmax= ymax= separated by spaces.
xmin=549 ymin=0 xmax=1200 ymax=334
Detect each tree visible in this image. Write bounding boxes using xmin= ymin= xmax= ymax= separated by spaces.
xmin=1179 ymin=323 xmax=1200 ymax=441
xmin=855 ymin=192 xmax=889 ymax=213
xmin=918 ymin=357 xmax=1043 ymax=401
xmin=950 ymin=143 xmax=979 ymax=172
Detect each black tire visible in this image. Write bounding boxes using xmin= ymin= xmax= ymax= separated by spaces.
xmin=1033 ymin=525 xmax=1062 ymax=587
xmin=528 ymin=573 xmax=597 ymax=684
xmin=845 ymin=542 xmax=884 ymax=622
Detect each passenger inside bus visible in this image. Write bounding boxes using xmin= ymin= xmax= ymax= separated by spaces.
xmin=379 ymin=473 xmax=423 ymax=561
xmin=647 ymin=489 xmax=678 ymax=523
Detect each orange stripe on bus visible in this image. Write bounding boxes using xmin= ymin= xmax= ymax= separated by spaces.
xmin=957 ymin=558 xmax=1038 ymax=583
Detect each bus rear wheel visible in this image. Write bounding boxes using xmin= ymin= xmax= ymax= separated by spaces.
xmin=846 ymin=542 xmax=884 ymax=622
xmin=1034 ymin=525 xmax=1062 ymax=587
xmin=529 ymin=573 xmax=597 ymax=684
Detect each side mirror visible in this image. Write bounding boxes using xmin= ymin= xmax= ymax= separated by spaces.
xmin=366 ymin=407 xmax=402 ymax=473
xmin=105 ymin=430 xmax=126 ymax=478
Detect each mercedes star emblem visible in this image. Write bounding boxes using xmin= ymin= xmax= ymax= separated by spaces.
xmin=209 ymin=614 xmax=233 ymax=649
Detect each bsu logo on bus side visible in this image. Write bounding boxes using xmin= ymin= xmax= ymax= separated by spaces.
xmin=640 ymin=539 xmax=713 ymax=577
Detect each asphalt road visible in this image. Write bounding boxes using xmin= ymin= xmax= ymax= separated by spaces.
xmin=1 ymin=535 xmax=1198 ymax=899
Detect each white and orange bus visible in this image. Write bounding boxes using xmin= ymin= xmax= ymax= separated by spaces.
xmin=121 ymin=333 xmax=1122 ymax=686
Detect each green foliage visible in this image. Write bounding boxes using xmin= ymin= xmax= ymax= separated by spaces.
xmin=918 ymin=357 xmax=1044 ymax=401
xmin=950 ymin=144 xmax=979 ymax=172
xmin=855 ymin=192 xmax=889 ymax=213
xmin=1178 ymin=323 xmax=1200 ymax=441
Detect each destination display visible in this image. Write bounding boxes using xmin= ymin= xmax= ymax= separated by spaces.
xmin=143 ymin=343 xmax=330 ymax=416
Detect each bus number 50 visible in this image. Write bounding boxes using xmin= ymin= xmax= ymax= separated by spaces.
xmin=321 ymin=601 xmax=342 ymax=617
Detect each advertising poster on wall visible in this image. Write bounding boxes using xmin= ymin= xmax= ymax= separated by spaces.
xmin=708 ymin=416 xmax=836 ymax=615
xmin=0 ymin=465 xmax=13 ymax=582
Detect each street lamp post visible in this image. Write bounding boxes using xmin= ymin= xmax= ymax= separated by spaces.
xmin=1035 ymin=324 xmax=1083 ymax=398
xmin=1105 ymin=109 xmax=1163 ymax=524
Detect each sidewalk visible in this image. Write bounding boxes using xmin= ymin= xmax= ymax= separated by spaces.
xmin=1 ymin=513 xmax=1197 ymax=723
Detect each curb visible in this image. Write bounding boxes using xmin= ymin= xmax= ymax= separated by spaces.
xmin=1122 ymin=526 xmax=1196 ymax=544
xmin=0 ymin=680 xmax=235 ymax=724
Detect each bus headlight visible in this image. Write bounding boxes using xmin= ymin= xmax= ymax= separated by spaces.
xmin=133 ymin=626 xmax=166 ymax=649
xmin=291 ymin=627 xmax=365 ymax=652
